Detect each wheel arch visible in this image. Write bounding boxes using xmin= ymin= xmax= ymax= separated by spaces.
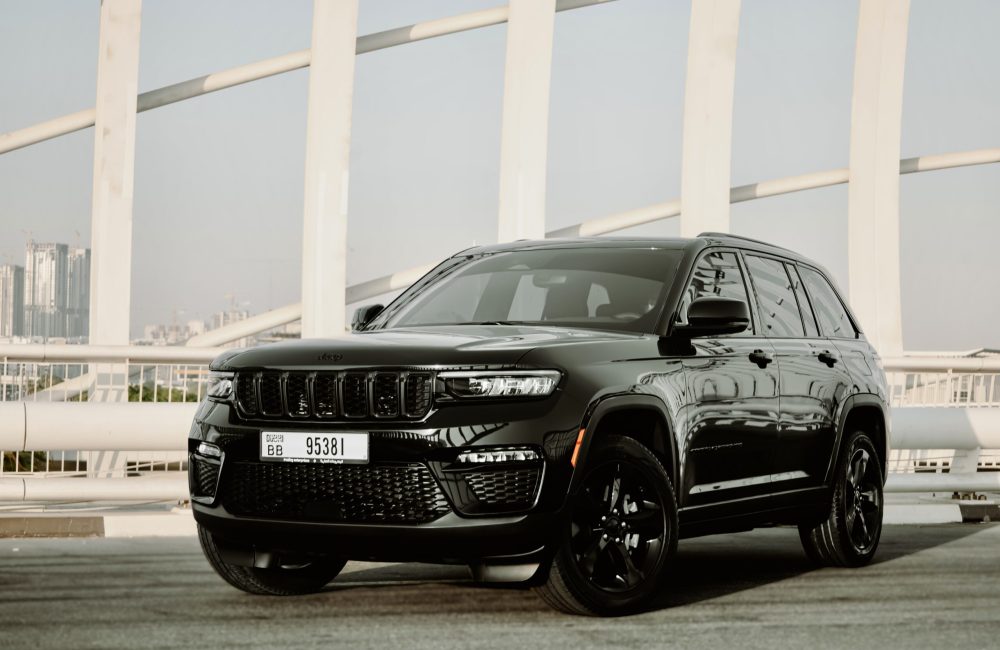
xmin=827 ymin=394 xmax=890 ymax=486
xmin=569 ymin=394 xmax=679 ymax=493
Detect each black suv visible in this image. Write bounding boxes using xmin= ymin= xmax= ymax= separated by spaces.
xmin=190 ymin=234 xmax=889 ymax=615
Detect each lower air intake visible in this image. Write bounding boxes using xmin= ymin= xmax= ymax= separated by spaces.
xmin=220 ymin=462 xmax=452 ymax=524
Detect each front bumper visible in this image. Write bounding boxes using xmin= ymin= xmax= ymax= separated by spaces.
xmin=189 ymin=400 xmax=579 ymax=563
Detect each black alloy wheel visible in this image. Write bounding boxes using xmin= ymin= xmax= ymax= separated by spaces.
xmin=844 ymin=445 xmax=882 ymax=553
xmin=799 ymin=430 xmax=884 ymax=567
xmin=535 ymin=435 xmax=677 ymax=615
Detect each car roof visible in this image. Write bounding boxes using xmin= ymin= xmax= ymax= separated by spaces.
xmin=456 ymin=233 xmax=813 ymax=265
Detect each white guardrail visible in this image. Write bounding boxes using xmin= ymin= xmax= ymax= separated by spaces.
xmin=1 ymin=345 xmax=999 ymax=501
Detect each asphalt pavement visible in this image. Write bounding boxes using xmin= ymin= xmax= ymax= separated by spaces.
xmin=2 ymin=523 xmax=999 ymax=649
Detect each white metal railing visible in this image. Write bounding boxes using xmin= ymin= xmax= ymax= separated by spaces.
xmin=1 ymin=347 xmax=999 ymax=500
xmin=0 ymin=345 xmax=220 ymax=483
xmin=886 ymin=371 xmax=1000 ymax=408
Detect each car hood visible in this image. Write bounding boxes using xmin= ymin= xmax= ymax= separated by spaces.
xmin=212 ymin=325 xmax=645 ymax=370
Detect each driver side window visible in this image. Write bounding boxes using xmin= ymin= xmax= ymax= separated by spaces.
xmin=676 ymin=251 xmax=753 ymax=335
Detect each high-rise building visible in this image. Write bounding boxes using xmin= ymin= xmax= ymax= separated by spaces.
xmin=24 ymin=242 xmax=68 ymax=339
xmin=0 ymin=264 xmax=25 ymax=338
xmin=65 ymin=247 xmax=91 ymax=340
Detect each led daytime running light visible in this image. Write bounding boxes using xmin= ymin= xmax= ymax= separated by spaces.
xmin=456 ymin=448 xmax=539 ymax=464
xmin=440 ymin=370 xmax=560 ymax=399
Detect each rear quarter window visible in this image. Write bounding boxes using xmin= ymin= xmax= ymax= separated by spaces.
xmin=799 ymin=266 xmax=857 ymax=338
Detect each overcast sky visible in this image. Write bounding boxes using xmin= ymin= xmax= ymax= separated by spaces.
xmin=1 ymin=0 xmax=998 ymax=349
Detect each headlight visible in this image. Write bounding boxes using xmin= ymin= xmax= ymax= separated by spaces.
xmin=205 ymin=371 xmax=234 ymax=400
xmin=440 ymin=370 xmax=561 ymax=399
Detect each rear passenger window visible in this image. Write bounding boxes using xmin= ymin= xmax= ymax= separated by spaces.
xmin=787 ymin=264 xmax=819 ymax=337
xmin=677 ymin=251 xmax=753 ymax=335
xmin=744 ymin=255 xmax=804 ymax=337
xmin=799 ymin=266 xmax=856 ymax=338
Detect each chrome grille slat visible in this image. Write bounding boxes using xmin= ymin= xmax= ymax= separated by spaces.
xmin=233 ymin=370 xmax=433 ymax=421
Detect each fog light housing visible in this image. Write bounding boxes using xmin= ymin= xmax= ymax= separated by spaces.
xmin=196 ymin=442 xmax=222 ymax=458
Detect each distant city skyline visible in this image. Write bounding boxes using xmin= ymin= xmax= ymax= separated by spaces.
xmin=0 ymin=240 xmax=91 ymax=341
xmin=1 ymin=1 xmax=999 ymax=349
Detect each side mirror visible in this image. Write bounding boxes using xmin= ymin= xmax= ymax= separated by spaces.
xmin=673 ymin=297 xmax=749 ymax=338
xmin=351 ymin=304 xmax=384 ymax=331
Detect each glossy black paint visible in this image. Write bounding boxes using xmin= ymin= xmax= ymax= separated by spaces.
xmin=192 ymin=235 xmax=889 ymax=567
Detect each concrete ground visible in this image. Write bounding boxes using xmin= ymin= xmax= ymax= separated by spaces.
xmin=2 ymin=523 xmax=999 ymax=650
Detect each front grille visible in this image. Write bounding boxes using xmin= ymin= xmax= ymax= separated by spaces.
xmin=404 ymin=373 xmax=432 ymax=417
xmin=285 ymin=373 xmax=310 ymax=418
xmin=342 ymin=373 xmax=367 ymax=418
xmin=220 ymin=461 xmax=451 ymax=524
xmin=373 ymin=373 xmax=399 ymax=417
xmin=314 ymin=374 xmax=338 ymax=417
xmin=259 ymin=373 xmax=283 ymax=416
xmin=234 ymin=371 xmax=434 ymax=421
xmin=190 ymin=455 xmax=221 ymax=499
xmin=463 ymin=467 xmax=540 ymax=509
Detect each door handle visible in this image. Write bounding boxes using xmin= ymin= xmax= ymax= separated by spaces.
xmin=817 ymin=350 xmax=839 ymax=367
xmin=749 ymin=349 xmax=774 ymax=368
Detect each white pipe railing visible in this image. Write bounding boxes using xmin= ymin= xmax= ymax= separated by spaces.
xmin=0 ymin=343 xmax=223 ymax=364
xmin=0 ymin=402 xmax=197 ymax=451
xmin=0 ymin=476 xmax=189 ymax=502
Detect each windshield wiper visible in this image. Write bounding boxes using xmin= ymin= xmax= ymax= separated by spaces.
xmin=452 ymin=321 xmax=526 ymax=326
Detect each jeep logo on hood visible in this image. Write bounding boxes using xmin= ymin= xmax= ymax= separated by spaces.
xmin=318 ymin=352 xmax=343 ymax=362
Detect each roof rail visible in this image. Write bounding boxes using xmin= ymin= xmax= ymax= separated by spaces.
xmin=696 ymin=231 xmax=794 ymax=252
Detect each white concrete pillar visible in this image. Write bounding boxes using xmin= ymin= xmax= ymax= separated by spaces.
xmin=679 ymin=0 xmax=741 ymax=237
xmin=88 ymin=0 xmax=142 ymax=346
xmin=847 ymin=0 xmax=910 ymax=356
xmin=300 ymin=0 xmax=359 ymax=338
xmin=497 ymin=0 xmax=557 ymax=243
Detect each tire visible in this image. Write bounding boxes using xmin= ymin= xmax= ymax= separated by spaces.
xmin=198 ymin=524 xmax=346 ymax=595
xmin=534 ymin=435 xmax=678 ymax=616
xmin=799 ymin=430 xmax=884 ymax=567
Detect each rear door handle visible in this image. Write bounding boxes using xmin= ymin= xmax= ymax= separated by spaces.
xmin=817 ymin=350 xmax=839 ymax=367
xmin=749 ymin=349 xmax=774 ymax=368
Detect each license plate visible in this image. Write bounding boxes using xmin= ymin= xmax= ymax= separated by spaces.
xmin=260 ymin=432 xmax=369 ymax=464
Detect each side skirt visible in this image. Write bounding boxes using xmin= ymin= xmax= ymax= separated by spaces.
xmin=677 ymin=486 xmax=829 ymax=539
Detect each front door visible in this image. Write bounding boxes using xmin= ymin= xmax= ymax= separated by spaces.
xmin=676 ymin=250 xmax=780 ymax=508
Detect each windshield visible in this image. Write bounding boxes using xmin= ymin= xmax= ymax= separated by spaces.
xmin=373 ymin=247 xmax=683 ymax=333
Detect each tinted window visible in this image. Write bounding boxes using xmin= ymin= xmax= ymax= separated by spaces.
xmin=676 ymin=251 xmax=753 ymax=335
xmin=799 ymin=266 xmax=856 ymax=338
xmin=745 ymin=255 xmax=804 ymax=337
xmin=787 ymin=263 xmax=819 ymax=337
xmin=379 ymin=248 xmax=682 ymax=333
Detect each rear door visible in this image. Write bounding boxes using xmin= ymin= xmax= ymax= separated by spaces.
xmin=742 ymin=254 xmax=850 ymax=491
xmin=677 ymin=249 xmax=780 ymax=507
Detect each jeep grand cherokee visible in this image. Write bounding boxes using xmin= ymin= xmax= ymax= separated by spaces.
xmin=189 ymin=233 xmax=889 ymax=615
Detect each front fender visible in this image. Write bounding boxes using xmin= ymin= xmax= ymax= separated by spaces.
xmin=569 ymin=393 xmax=679 ymax=494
